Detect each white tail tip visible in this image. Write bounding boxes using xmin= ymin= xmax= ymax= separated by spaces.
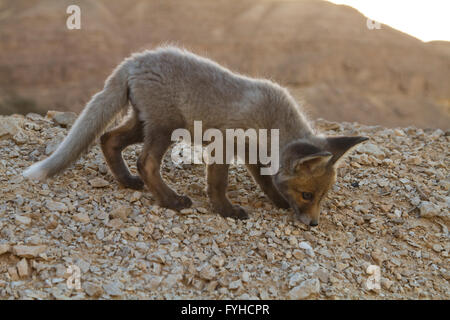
xmin=23 ymin=162 xmax=49 ymax=181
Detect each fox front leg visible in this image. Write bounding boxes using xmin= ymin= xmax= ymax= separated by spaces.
xmin=206 ymin=163 xmax=249 ymax=220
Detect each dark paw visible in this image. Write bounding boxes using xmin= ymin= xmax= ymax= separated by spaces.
xmin=164 ymin=195 xmax=192 ymax=211
xmin=218 ymin=205 xmax=249 ymax=220
xmin=120 ymin=175 xmax=145 ymax=190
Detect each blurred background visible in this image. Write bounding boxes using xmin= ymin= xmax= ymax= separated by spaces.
xmin=0 ymin=0 xmax=449 ymax=128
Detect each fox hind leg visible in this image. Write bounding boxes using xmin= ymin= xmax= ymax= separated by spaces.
xmin=100 ymin=110 xmax=144 ymax=190
xmin=137 ymin=125 xmax=192 ymax=210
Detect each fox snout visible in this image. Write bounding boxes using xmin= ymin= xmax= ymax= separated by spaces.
xmin=292 ymin=204 xmax=321 ymax=227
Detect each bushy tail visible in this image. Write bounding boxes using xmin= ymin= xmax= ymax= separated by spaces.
xmin=23 ymin=61 xmax=131 ymax=181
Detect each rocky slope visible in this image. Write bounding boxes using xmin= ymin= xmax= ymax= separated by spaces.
xmin=0 ymin=0 xmax=449 ymax=128
xmin=0 ymin=112 xmax=448 ymax=299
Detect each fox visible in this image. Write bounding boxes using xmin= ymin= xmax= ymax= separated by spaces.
xmin=23 ymin=46 xmax=368 ymax=226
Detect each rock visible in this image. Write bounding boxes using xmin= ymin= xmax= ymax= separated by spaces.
xmin=0 ymin=116 xmax=23 ymax=140
xmin=298 ymin=242 xmax=315 ymax=257
xmin=241 ymin=271 xmax=250 ymax=283
xmin=419 ymin=201 xmax=440 ymax=218
xmin=45 ymin=200 xmax=68 ymax=212
xmin=84 ymin=282 xmax=103 ymax=297
xmin=199 ymin=263 xmax=216 ymax=281
xmin=229 ymin=279 xmax=242 ymax=290
xmin=17 ymin=258 xmax=29 ymax=278
xmin=46 ymin=111 xmax=77 ymax=127
xmin=124 ymin=226 xmax=140 ymax=238
xmin=110 ymin=205 xmax=132 ymax=221
xmin=381 ymin=278 xmax=393 ymax=291
xmin=14 ymin=214 xmax=32 ymax=225
xmin=357 ymin=143 xmax=385 ymax=159
xmin=0 ymin=244 xmax=11 ymax=255
xmin=289 ymin=273 xmax=303 ymax=287
xmin=288 ymin=278 xmax=320 ymax=299
xmin=210 ymin=255 xmax=225 ymax=268
xmin=8 ymin=267 xmax=19 ymax=281
xmin=292 ymin=249 xmax=305 ymax=260
xmin=73 ymin=212 xmax=90 ymax=224
xmin=103 ymin=281 xmax=123 ymax=297
xmin=89 ymin=177 xmax=109 ymax=188
xmin=12 ymin=245 xmax=47 ymax=258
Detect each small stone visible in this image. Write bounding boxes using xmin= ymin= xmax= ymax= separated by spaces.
xmin=124 ymin=226 xmax=140 ymax=238
xmin=110 ymin=205 xmax=132 ymax=221
xmin=241 ymin=272 xmax=250 ymax=283
xmin=17 ymin=258 xmax=29 ymax=278
xmin=15 ymin=215 xmax=32 ymax=225
xmin=130 ymin=191 xmax=142 ymax=202
xmin=46 ymin=111 xmax=77 ymax=127
xmin=298 ymin=242 xmax=315 ymax=257
xmin=381 ymin=278 xmax=393 ymax=291
xmin=73 ymin=212 xmax=90 ymax=224
xmin=199 ymin=263 xmax=216 ymax=280
xmin=89 ymin=177 xmax=109 ymax=188
xmin=419 ymin=201 xmax=440 ymax=218
xmin=108 ymin=218 xmax=124 ymax=229
xmin=103 ymin=281 xmax=123 ymax=297
xmin=210 ymin=255 xmax=225 ymax=268
xmin=288 ymin=278 xmax=320 ymax=299
xmin=371 ymin=249 xmax=384 ymax=265
xmin=8 ymin=267 xmax=19 ymax=281
xmin=172 ymin=227 xmax=183 ymax=234
xmin=357 ymin=143 xmax=385 ymax=159
xmin=292 ymin=249 xmax=305 ymax=260
xmin=432 ymin=244 xmax=443 ymax=252
xmin=229 ymin=279 xmax=242 ymax=290
xmin=12 ymin=245 xmax=47 ymax=258
xmin=0 ymin=244 xmax=11 ymax=255
xmin=45 ymin=200 xmax=68 ymax=212
xmin=289 ymin=273 xmax=303 ymax=287
xmin=84 ymin=282 xmax=103 ymax=297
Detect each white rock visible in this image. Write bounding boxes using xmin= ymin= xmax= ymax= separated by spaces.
xmin=357 ymin=143 xmax=385 ymax=159
xmin=199 ymin=263 xmax=216 ymax=280
xmin=419 ymin=201 xmax=440 ymax=218
xmin=89 ymin=177 xmax=109 ymax=188
xmin=15 ymin=215 xmax=31 ymax=225
xmin=288 ymin=278 xmax=320 ymax=299
xmin=12 ymin=245 xmax=47 ymax=258
xmin=298 ymin=241 xmax=315 ymax=257
xmin=17 ymin=258 xmax=29 ymax=277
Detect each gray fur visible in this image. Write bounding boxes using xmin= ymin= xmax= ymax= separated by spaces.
xmin=24 ymin=46 xmax=316 ymax=180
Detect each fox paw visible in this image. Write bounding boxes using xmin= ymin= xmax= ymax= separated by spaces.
xmin=120 ymin=175 xmax=145 ymax=190
xmin=218 ymin=205 xmax=249 ymax=220
xmin=163 ymin=195 xmax=192 ymax=211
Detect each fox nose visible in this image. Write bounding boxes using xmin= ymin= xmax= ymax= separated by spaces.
xmin=309 ymin=220 xmax=318 ymax=227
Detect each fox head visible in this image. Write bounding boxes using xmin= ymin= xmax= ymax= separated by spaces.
xmin=273 ymin=136 xmax=368 ymax=227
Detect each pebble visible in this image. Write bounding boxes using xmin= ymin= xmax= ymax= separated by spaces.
xmin=89 ymin=177 xmax=109 ymax=188
xmin=17 ymin=258 xmax=29 ymax=278
xmin=288 ymin=278 xmax=320 ymax=299
xmin=12 ymin=245 xmax=47 ymax=258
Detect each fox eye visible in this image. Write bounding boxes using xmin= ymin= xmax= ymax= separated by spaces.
xmin=301 ymin=192 xmax=313 ymax=201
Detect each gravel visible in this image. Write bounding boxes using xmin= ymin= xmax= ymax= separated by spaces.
xmin=0 ymin=113 xmax=448 ymax=299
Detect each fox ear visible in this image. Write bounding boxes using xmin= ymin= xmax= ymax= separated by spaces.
xmin=326 ymin=136 xmax=369 ymax=165
xmin=292 ymin=151 xmax=333 ymax=173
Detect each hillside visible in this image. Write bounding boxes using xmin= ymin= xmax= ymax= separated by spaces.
xmin=0 ymin=0 xmax=449 ymax=128
xmin=0 ymin=112 xmax=448 ymax=299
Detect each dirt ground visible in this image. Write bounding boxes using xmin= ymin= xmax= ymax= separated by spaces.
xmin=0 ymin=112 xmax=448 ymax=299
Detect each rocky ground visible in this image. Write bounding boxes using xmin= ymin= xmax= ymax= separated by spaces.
xmin=0 ymin=112 xmax=448 ymax=300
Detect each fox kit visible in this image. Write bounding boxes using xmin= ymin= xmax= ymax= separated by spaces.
xmin=23 ymin=46 xmax=367 ymax=226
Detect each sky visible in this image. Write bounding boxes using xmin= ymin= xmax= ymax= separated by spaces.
xmin=327 ymin=0 xmax=450 ymax=42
